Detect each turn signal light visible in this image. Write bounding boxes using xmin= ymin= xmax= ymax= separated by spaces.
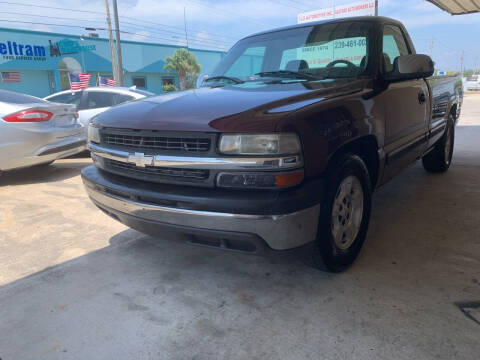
xmin=3 ymin=109 xmax=53 ymax=122
xmin=217 ymin=170 xmax=304 ymax=189
xmin=275 ymin=170 xmax=304 ymax=187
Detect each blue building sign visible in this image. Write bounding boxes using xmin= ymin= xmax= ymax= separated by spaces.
xmin=0 ymin=27 xmax=224 ymax=97
xmin=0 ymin=40 xmax=46 ymax=59
xmin=51 ymin=40 xmax=96 ymax=56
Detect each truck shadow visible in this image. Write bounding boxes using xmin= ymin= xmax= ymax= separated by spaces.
xmin=2 ymin=181 xmax=479 ymax=358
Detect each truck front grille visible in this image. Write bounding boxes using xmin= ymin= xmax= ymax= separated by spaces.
xmin=103 ymin=158 xmax=210 ymax=183
xmin=101 ymin=131 xmax=211 ymax=153
xmin=97 ymin=128 xmax=216 ymax=186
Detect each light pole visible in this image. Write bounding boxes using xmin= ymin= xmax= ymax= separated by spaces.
xmin=104 ymin=0 xmax=119 ymax=83
xmin=112 ymin=0 xmax=124 ymax=86
xmin=79 ymin=37 xmax=86 ymax=73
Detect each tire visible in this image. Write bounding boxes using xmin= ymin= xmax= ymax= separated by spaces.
xmin=422 ymin=114 xmax=455 ymax=173
xmin=307 ymin=154 xmax=372 ymax=272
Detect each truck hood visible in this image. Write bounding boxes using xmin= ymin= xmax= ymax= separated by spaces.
xmin=95 ymin=79 xmax=367 ymax=132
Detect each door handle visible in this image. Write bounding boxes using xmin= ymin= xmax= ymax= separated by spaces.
xmin=418 ymin=91 xmax=426 ymax=104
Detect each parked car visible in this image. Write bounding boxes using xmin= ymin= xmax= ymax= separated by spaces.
xmin=0 ymin=89 xmax=86 ymax=171
xmin=44 ymin=87 xmax=154 ymax=135
xmin=463 ymin=75 xmax=480 ymax=91
xmin=81 ymin=16 xmax=463 ymax=272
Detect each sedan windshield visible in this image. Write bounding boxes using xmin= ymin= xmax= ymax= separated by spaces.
xmin=207 ymin=21 xmax=373 ymax=84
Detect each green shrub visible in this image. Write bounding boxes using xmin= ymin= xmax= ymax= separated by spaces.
xmin=163 ymin=84 xmax=177 ymax=92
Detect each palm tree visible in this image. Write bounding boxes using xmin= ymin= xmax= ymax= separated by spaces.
xmin=164 ymin=48 xmax=201 ymax=91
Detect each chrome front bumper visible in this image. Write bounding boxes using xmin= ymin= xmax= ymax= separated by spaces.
xmin=84 ymin=182 xmax=320 ymax=251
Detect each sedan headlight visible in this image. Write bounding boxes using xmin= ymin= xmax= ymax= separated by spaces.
xmin=87 ymin=123 xmax=100 ymax=144
xmin=218 ymin=133 xmax=301 ymax=155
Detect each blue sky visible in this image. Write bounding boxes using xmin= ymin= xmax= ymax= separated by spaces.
xmin=1 ymin=0 xmax=479 ymax=71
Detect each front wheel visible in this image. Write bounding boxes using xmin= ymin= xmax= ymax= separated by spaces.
xmin=422 ymin=114 xmax=455 ymax=173
xmin=308 ymin=154 xmax=372 ymax=272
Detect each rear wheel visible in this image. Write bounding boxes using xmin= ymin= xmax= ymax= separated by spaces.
xmin=422 ymin=114 xmax=455 ymax=173
xmin=308 ymin=154 xmax=372 ymax=272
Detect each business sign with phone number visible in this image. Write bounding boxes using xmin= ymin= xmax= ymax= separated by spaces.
xmin=301 ymin=38 xmax=367 ymax=67
xmin=279 ymin=37 xmax=367 ymax=70
xmin=298 ymin=1 xmax=376 ymax=23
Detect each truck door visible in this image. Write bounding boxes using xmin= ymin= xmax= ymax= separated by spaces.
xmin=381 ymin=24 xmax=430 ymax=183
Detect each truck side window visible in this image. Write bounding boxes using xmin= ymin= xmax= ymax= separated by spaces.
xmin=382 ymin=25 xmax=410 ymax=73
xmin=225 ymin=46 xmax=266 ymax=78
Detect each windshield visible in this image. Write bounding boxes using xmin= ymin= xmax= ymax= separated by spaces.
xmin=207 ymin=21 xmax=373 ymax=85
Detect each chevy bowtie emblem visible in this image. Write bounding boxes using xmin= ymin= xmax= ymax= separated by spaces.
xmin=128 ymin=152 xmax=153 ymax=167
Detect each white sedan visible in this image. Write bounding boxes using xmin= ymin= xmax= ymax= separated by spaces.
xmin=0 ymin=89 xmax=85 ymax=171
xmin=44 ymin=87 xmax=154 ymax=135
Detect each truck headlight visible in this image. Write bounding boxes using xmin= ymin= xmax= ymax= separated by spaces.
xmin=87 ymin=123 xmax=100 ymax=144
xmin=218 ymin=133 xmax=301 ymax=155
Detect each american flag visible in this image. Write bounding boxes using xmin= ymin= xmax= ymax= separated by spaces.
xmin=69 ymin=73 xmax=91 ymax=90
xmin=1 ymin=71 xmax=21 ymax=83
xmin=99 ymin=76 xmax=116 ymax=87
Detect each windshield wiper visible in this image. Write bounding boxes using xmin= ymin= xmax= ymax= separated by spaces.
xmin=204 ymin=76 xmax=244 ymax=84
xmin=255 ymin=70 xmax=321 ymax=81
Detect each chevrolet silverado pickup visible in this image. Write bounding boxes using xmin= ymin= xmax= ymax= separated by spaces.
xmin=82 ymin=16 xmax=463 ymax=272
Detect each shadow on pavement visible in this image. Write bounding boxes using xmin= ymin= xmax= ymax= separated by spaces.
xmin=65 ymin=150 xmax=91 ymax=159
xmin=1 ymin=198 xmax=479 ymax=359
xmin=0 ymin=227 xmax=329 ymax=358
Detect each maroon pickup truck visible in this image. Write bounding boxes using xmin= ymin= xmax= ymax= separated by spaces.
xmin=82 ymin=16 xmax=463 ymax=272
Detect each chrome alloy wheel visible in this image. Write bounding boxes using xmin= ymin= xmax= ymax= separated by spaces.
xmin=444 ymin=124 xmax=453 ymax=165
xmin=331 ymin=175 xmax=364 ymax=250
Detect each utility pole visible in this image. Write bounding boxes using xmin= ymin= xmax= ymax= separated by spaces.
xmin=183 ymin=6 xmax=188 ymax=51
xmin=112 ymin=0 xmax=124 ymax=86
xmin=475 ymin=56 xmax=478 ymax=75
xmin=375 ymin=0 xmax=378 ymax=16
xmin=104 ymin=0 xmax=118 ymax=83
xmin=429 ymin=37 xmax=434 ymax=58
xmin=183 ymin=7 xmax=189 ymax=50
xmin=460 ymin=51 xmax=464 ymax=79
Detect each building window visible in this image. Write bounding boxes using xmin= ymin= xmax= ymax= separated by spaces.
xmin=162 ymin=78 xmax=174 ymax=86
xmin=132 ymin=77 xmax=146 ymax=88
xmin=58 ymin=57 xmax=83 ymax=90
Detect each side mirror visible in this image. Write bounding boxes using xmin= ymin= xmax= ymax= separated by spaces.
xmin=196 ymin=73 xmax=209 ymax=88
xmin=386 ymin=54 xmax=434 ymax=81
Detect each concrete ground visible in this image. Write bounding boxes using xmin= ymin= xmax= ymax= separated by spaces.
xmin=0 ymin=95 xmax=479 ymax=360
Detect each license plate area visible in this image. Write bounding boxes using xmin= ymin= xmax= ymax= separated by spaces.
xmin=54 ymin=115 xmax=76 ymax=127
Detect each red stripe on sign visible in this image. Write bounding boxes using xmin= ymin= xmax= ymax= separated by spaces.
xmin=1 ymin=71 xmax=21 ymax=82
